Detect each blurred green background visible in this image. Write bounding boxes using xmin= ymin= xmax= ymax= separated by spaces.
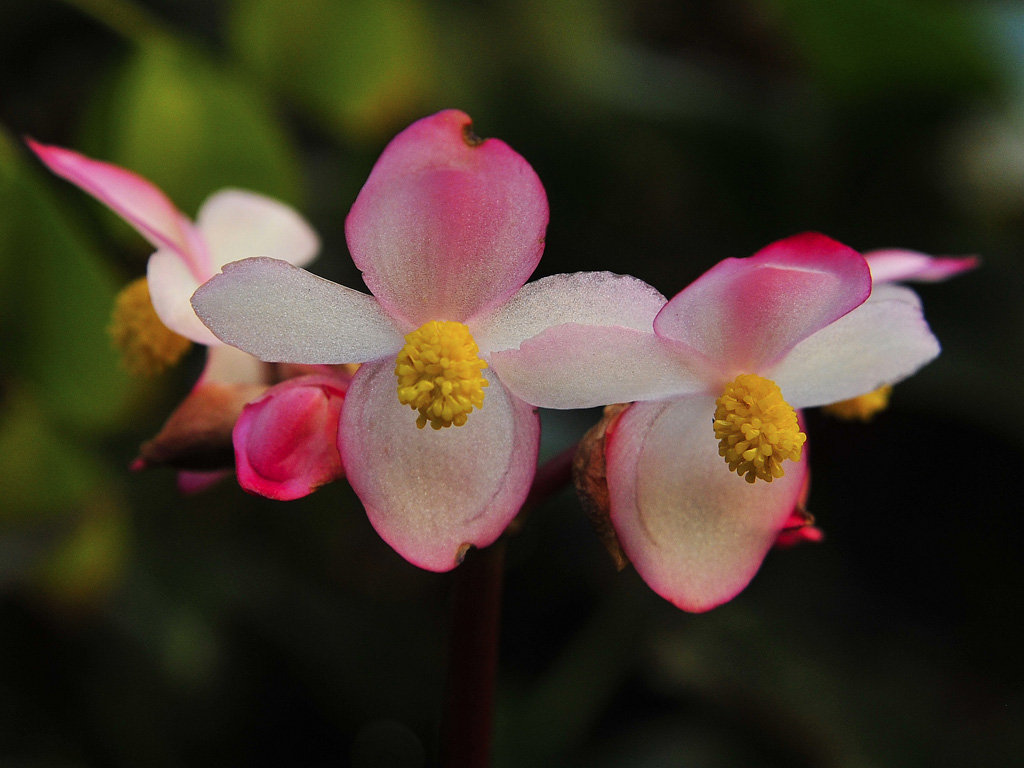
xmin=2 ymin=0 xmax=1023 ymax=766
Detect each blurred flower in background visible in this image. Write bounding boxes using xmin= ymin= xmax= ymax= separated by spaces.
xmin=1 ymin=1 xmax=1021 ymax=767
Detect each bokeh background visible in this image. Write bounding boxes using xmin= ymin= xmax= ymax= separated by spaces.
xmin=2 ymin=1 xmax=1023 ymax=766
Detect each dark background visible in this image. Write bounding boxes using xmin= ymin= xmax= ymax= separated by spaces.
xmin=2 ymin=1 xmax=1022 ymax=766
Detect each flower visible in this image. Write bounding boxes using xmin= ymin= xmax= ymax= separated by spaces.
xmin=490 ymin=233 xmax=941 ymax=611
xmin=192 ymin=109 xmax=662 ymax=570
xmin=27 ymin=140 xmax=328 ymax=494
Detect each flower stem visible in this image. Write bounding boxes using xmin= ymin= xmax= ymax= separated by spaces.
xmin=440 ymin=540 xmax=505 ymax=768
xmin=439 ymin=446 xmax=576 ymax=767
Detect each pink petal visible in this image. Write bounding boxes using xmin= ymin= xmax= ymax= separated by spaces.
xmin=864 ymin=248 xmax=979 ymax=284
xmin=148 ymin=248 xmax=220 ymax=344
xmin=345 ymin=110 xmax=549 ymax=326
xmin=338 ymin=358 xmax=539 ymax=572
xmin=606 ymin=396 xmax=807 ymax=612
xmin=191 ymin=257 xmax=404 ymax=363
xmin=196 ymin=189 xmax=319 ymax=270
xmin=471 ymin=271 xmax=667 ymax=354
xmin=26 ymin=139 xmax=207 ymax=277
xmin=490 ymin=325 xmax=705 ymax=409
xmin=768 ymin=284 xmax=941 ymax=408
xmin=653 ymin=233 xmax=872 ymax=375
xmin=233 ymin=375 xmax=347 ymax=501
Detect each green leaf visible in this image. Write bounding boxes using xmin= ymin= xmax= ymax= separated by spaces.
xmin=229 ymin=0 xmax=438 ymax=141
xmin=80 ymin=38 xmax=302 ymax=218
xmin=0 ymin=128 xmax=144 ymax=432
xmin=770 ymin=0 xmax=996 ymax=100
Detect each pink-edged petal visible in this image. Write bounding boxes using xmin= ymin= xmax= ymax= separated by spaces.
xmin=864 ymin=249 xmax=979 ymax=284
xmin=191 ymin=257 xmax=404 ymax=364
xmin=196 ymin=189 xmax=320 ymax=270
xmin=606 ymin=396 xmax=807 ymax=612
xmin=27 ymin=139 xmax=200 ymax=269
xmin=653 ymin=233 xmax=871 ymax=374
xmin=490 ymin=325 xmax=706 ymax=409
xmin=345 ymin=109 xmax=549 ymax=326
xmin=233 ymin=375 xmax=346 ymax=501
xmin=338 ymin=358 xmax=539 ymax=572
xmin=472 ymin=271 xmax=667 ymax=354
xmin=769 ymin=284 xmax=941 ymax=408
xmin=148 ymin=248 xmax=221 ymax=344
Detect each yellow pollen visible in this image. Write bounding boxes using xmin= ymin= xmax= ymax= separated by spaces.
xmin=108 ymin=277 xmax=191 ymax=376
xmin=713 ymin=373 xmax=806 ymax=484
xmin=822 ymin=385 xmax=893 ymax=421
xmin=395 ymin=321 xmax=488 ymax=430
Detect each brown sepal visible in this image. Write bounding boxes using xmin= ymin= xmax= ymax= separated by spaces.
xmin=134 ymin=381 xmax=268 ymax=471
xmin=572 ymin=403 xmax=631 ymax=570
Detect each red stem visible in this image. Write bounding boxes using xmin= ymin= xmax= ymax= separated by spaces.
xmin=439 ymin=445 xmax=576 ymax=767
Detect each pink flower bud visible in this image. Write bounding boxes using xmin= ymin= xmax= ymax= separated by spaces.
xmin=233 ymin=374 xmax=348 ymax=500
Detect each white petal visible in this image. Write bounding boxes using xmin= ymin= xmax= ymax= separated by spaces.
xmin=769 ymin=284 xmax=941 ymax=408
xmin=471 ymin=271 xmax=667 ymax=353
xmin=198 ymin=342 xmax=266 ymax=386
xmin=196 ymin=189 xmax=320 ymax=269
xmin=339 ymin=359 xmax=540 ymax=571
xmin=191 ymin=257 xmax=403 ymax=363
xmin=147 ymin=248 xmax=220 ymax=345
xmin=489 ymin=325 xmax=705 ymax=409
xmin=607 ymin=397 xmax=806 ymax=612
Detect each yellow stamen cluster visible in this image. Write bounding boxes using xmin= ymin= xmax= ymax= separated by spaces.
xmin=713 ymin=373 xmax=806 ymax=483
xmin=822 ymin=385 xmax=893 ymax=421
xmin=395 ymin=320 xmax=488 ymax=430
xmin=108 ymin=277 xmax=191 ymax=376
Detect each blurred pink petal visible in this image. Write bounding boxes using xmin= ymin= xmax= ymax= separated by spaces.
xmin=26 ymin=138 xmax=205 ymax=275
xmin=864 ymin=248 xmax=979 ymax=283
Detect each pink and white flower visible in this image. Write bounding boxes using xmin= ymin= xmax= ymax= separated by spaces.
xmin=192 ymin=109 xmax=662 ymax=570
xmin=28 ymin=140 xmax=337 ymax=497
xmin=491 ymin=234 xmax=941 ymax=611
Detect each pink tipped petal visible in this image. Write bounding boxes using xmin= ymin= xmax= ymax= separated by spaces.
xmin=472 ymin=271 xmax=667 ymax=354
xmin=654 ymin=233 xmax=871 ymax=373
xmin=490 ymin=325 xmax=705 ymax=409
xmin=769 ymin=284 xmax=941 ymax=408
xmin=27 ymin=139 xmax=197 ymax=264
xmin=191 ymin=258 xmax=403 ymax=364
xmin=196 ymin=189 xmax=320 ymax=270
xmin=148 ymin=249 xmax=221 ymax=344
xmin=864 ymin=249 xmax=980 ymax=283
xmin=345 ymin=110 xmax=549 ymax=326
xmin=338 ymin=359 xmax=539 ymax=572
xmin=606 ymin=396 xmax=807 ymax=612
xmin=233 ymin=375 xmax=346 ymax=501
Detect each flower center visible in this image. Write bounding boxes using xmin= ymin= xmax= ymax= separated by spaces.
xmin=822 ymin=385 xmax=893 ymax=421
xmin=395 ymin=321 xmax=488 ymax=430
xmin=108 ymin=277 xmax=191 ymax=376
xmin=713 ymin=373 xmax=806 ymax=483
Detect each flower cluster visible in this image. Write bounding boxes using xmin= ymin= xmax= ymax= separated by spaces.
xmin=32 ymin=110 xmax=976 ymax=610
